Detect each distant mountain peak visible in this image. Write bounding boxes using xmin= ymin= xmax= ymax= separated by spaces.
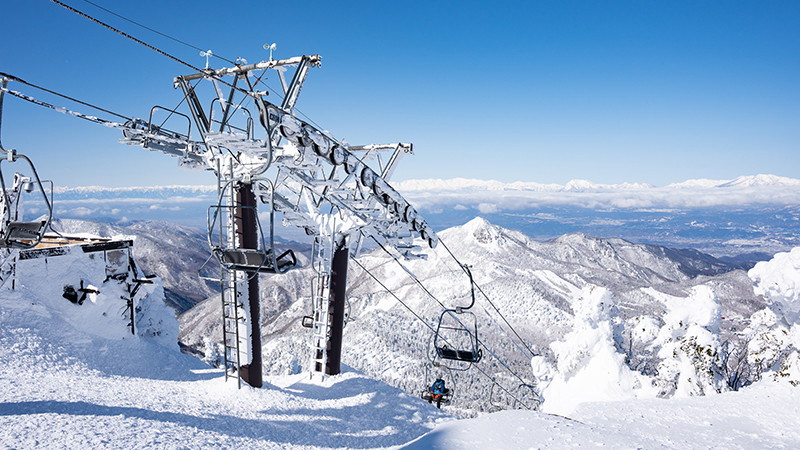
xmin=455 ymin=216 xmax=502 ymax=245
xmin=717 ymin=174 xmax=800 ymax=188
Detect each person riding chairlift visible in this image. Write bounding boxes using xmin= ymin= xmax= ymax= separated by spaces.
xmin=429 ymin=378 xmax=447 ymax=408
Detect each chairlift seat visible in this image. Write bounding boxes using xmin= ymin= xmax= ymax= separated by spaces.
xmin=219 ymin=248 xmax=296 ymax=273
xmin=421 ymin=387 xmax=452 ymax=408
xmin=3 ymin=220 xmax=46 ymax=248
xmin=436 ymin=345 xmax=482 ymax=363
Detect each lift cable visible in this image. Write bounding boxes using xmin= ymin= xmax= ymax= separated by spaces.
xmin=369 ymin=236 xmax=537 ymax=399
xmin=51 ymin=0 xmax=207 ymax=77
xmin=48 ymin=0 xmax=268 ymax=105
xmin=438 ymin=238 xmax=538 ymax=359
xmin=0 ymin=82 xmax=203 ymax=154
xmin=0 ymin=72 xmax=130 ymax=123
xmin=1 ymin=83 xmax=127 ymax=129
xmin=350 ymin=256 xmax=537 ymax=410
xmin=78 ymin=0 xmax=240 ymax=66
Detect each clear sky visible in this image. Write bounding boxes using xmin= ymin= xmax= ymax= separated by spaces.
xmin=0 ymin=0 xmax=798 ymax=188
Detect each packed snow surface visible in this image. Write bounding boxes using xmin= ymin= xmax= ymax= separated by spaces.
xmin=5 ymin=278 xmax=800 ymax=449
xmin=406 ymin=382 xmax=800 ymax=449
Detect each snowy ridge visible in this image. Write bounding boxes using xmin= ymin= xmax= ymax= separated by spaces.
xmin=717 ymin=174 xmax=800 ymax=188
xmin=52 ymin=173 xmax=798 ymax=198
xmin=393 ymin=175 xmax=800 ymax=221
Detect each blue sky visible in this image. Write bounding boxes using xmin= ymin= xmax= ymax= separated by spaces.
xmin=0 ymin=0 xmax=798 ymax=188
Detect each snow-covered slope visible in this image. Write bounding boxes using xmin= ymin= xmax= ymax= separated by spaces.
xmin=2 ymin=220 xmax=800 ymax=448
xmin=405 ymin=382 xmax=800 ymax=449
xmin=0 ymin=254 xmax=448 ymax=448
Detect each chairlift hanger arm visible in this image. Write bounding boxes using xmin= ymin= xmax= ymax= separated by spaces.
xmin=456 ymin=264 xmax=476 ymax=312
xmin=0 ymin=77 xmax=9 ymax=154
xmin=280 ymin=55 xmax=316 ymax=113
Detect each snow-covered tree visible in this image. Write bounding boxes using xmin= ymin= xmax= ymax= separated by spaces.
xmin=202 ymin=336 xmax=224 ymax=367
xmin=653 ymin=285 xmax=725 ymax=397
xmin=743 ymin=309 xmax=790 ymax=377
xmin=749 ymin=247 xmax=800 ymax=324
xmin=540 ymin=285 xmax=655 ymax=415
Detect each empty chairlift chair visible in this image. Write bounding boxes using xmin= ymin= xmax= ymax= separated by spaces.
xmin=433 ymin=264 xmax=483 ymax=365
xmin=207 ymin=179 xmax=296 ymax=275
xmin=0 ymin=154 xmax=52 ymax=249
xmin=0 ymin=80 xmax=52 ymax=249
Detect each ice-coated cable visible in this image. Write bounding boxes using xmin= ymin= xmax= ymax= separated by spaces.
xmin=79 ymin=0 xmax=240 ymax=66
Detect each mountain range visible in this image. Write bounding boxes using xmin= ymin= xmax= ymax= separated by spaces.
xmin=173 ymin=217 xmax=767 ymax=415
xmin=36 ymin=174 xmax=800 ymax=261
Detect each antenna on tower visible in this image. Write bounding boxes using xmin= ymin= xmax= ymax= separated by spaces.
xmin=263 ymin=43 xmax=277 ymax=61
xmin=199 ymin=50 xmax=213 ymax=69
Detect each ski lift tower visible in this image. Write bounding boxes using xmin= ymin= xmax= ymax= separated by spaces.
xmin=118 ymin=51 xmax=438 ymax=386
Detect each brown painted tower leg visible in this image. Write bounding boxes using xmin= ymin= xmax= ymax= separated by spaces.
xmin=234 ymin=183 xmax=262 ymax=388
xmin=325 ymin=239 xmax=348 ymax=376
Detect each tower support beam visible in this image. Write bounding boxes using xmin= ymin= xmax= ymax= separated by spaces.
xmin=325 ymin=240 xmax=348 ymax=375
xmin=234 ymin=183 xmax=262 ymax=388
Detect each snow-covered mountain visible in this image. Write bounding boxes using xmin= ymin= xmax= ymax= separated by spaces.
xmin=179 ymin=217 xmax=775 ymax=416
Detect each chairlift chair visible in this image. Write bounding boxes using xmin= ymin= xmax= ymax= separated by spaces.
xmin=432 ymin=264 xmax=483 ymax=365
xmin=513 ymin=383 xmax=542 ymax=410
xmin=207 ymin=179 xmax=296 ymax=275
xmin=0 ymin=157 xmax=52 ymax=249
xmin=420 ymin=362 xmax=454 ymax=409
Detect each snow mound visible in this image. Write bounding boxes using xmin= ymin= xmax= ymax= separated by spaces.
xmin=405 ymin=383 xmax=800 ymax=449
